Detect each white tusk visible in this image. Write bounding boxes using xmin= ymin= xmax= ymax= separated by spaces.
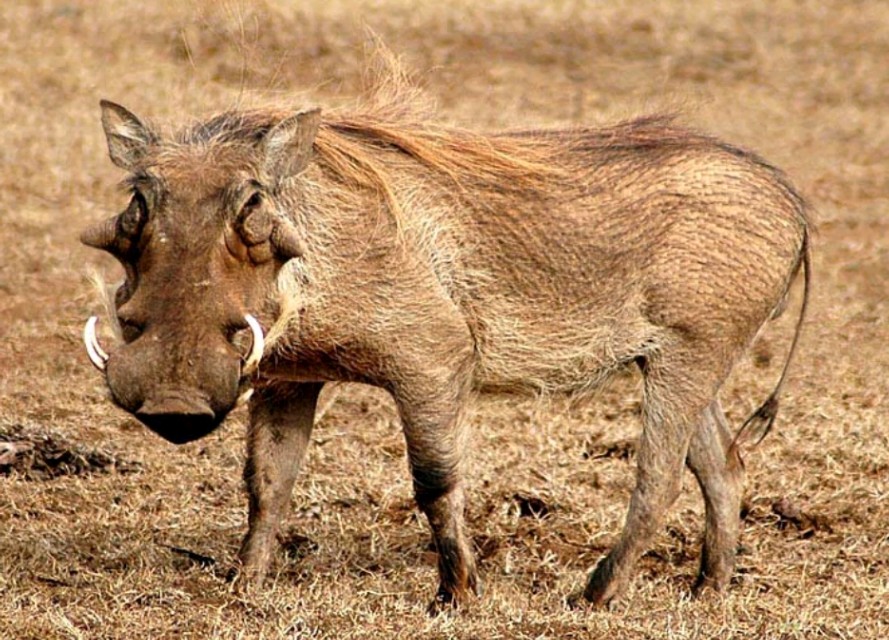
xmin=83 ymin=316 xmax=109 ymax=371
xmin=243 ymin=314 xmax=265 ymax=373
xmin=237 ymin=388 xmax=254 ymax=406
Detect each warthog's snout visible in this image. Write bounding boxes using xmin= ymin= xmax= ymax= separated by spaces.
xmin=82 ymin=314 xmax=266 ymax=444
xmin=135 ymin=392 xmax=219 ymax=444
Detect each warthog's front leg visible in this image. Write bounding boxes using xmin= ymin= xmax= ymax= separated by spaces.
xmin=237 ymin=382 xmax=322 ymax=590
xmin=396 ymin=380 xmax=479 ymax=614
xmin=686 ymin=399 xmax=744 ymax=594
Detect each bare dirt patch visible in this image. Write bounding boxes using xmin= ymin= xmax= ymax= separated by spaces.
xmin=0 ymin=422 xmax=140 ymax=480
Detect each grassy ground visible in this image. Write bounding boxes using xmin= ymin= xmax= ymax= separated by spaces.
xmin=1 ymin=1 xmax=887 ymax=638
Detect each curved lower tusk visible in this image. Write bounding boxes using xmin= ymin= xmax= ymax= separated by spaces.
xmin=243 ymin=314 xmax=265 ymax=373
xmin=83 ymin=316 xmax=109 ymax=371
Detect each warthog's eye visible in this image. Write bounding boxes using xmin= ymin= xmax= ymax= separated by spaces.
xmin=119 ymin=316 xmax=144 ymax=343
xmin=120 ymin=191 xmax=147 ymax=238
xmin=242 ymin=191 xmax=262 ymax=213
xmin=236 ymin=191 xmax=273 ymax=247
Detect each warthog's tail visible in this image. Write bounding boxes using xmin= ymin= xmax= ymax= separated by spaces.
xmin=730 ymin=226 xmax=812 ymax=456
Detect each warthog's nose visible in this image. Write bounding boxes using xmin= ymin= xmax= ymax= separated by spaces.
xmin=135 ymin=394 xmax=218 ymax=445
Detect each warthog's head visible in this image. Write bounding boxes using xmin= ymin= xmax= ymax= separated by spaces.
xmin=82 ymin=101 xmax=320 ymax=444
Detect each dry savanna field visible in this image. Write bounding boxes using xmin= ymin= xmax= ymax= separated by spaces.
xmin=1 ymin=1 xmax=887 ymax=638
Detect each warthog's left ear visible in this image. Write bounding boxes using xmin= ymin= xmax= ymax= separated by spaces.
xmin=263 ymin=108 xmax=322 ymax=183
xmin=100 ymin=100 xmax=154 ymax=170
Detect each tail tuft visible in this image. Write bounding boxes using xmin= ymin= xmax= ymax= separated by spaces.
xmin=728 ymin=395 xmax=779 ymax=463
xmin=741 ymin=394 xmax=779 ymax=444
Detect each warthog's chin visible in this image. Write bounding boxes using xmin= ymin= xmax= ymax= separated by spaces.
xmin=134 ymin=395 xmax=229 ymax=445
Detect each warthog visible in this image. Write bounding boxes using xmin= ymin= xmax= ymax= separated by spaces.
xmin=81 ymin=62 xmax=810 ymax=610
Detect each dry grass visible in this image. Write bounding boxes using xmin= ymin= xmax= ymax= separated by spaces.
xmin=1 ymin=0 xmax=887 ymax=638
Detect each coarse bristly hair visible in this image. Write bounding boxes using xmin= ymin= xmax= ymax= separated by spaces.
xmin=83 ymin=39 xmax=813 ymax=612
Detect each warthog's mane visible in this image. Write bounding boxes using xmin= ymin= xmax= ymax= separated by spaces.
xmin=161 ymin=48 xmax=807 ymax=225
xmin=170 ymin=70 xmax=574 ymax=214
xmin=133 ymin=45 xmax=809 ymax=234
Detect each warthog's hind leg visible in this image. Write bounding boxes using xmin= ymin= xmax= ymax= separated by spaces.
xmin=577 ymin=351 xmax=722 ymax=607
xmin=236 ymin=382 xmax=323 ymax=591
xmin=686 ymin=398 xmax=744 ymax=594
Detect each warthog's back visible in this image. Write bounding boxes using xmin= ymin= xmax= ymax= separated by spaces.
xmin=412 ymin=122 xmax=810 ymax=396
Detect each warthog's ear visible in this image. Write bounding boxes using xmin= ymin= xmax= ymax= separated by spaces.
xmin=263 ymin=108 xmax=322 ymax=183
xmin=100 ymin=100 xmax=153 ymax=170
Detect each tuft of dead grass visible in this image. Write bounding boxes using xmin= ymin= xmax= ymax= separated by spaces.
xmin=1 ymin=1 xmax=888 ymax=638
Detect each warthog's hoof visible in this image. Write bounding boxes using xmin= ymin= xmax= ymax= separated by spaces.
xmin=565 ymin=589 xmax=588 ymax=610
xmin=226 ymin=564 xmax=268 ymax=596
xmin=565 ymin=588 xmax=616 ymax=611
xmin=425 ymin=577 xmax=483 ymax=617
xmin=567 ymin=560 xmax=625 ymax=610
xmin=426 ymin=590 xmax=459 ymax=617
xmin=691 ymin=572 xmax=732 ymax=599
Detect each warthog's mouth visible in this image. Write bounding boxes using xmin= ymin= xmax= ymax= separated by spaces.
xmin=134 ymin=392 xmax=223 ymax=445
